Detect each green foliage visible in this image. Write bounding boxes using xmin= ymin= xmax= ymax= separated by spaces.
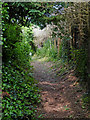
xmin=2 ymin=2 xmax=89 ymax=119
xmin=2 ymin=3 xmax=9 ymax=23
xmin=82 ymin=93 xmax=90 ymax=110
xmin=3 ymin=23 xmax=21 ymax=63
xmin=4 ymin=2 xmax=55 ymax=28
xmin=70 ymin=48 xmax=87 ymax=79
xmin=2 ymin=64 xmax=40 ymax=120
xmin=21 ymin=26 xmax=33 ymax=43
xmin=2 ymin=2 xmax=41 ymax=119
xmin=83 ymin=94 xmax=90 ymax=104
xmin=2 ymin=20 xmax=39 ymax=120
xmin=21 ymin=25 xmax=36 ymax=54
xmin=14 ymin=41 xmax=31 ymax=67
xmin=36 ymin=39 xmax=57 ymax=60
xmin=57 ymin=40 xmax=68 ymax=61
xmin=2 ymin=23 xmax=40 ymax=119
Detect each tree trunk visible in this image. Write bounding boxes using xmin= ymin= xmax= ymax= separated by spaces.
xmin=79 ymin=3 xmax=82 ymax=48
xmin=58 ymin=37 xmax=61 ymax=56
xmin=54 ymin=37 xmax=56 ymax=49
xmin=87 ymin=2 xmax=90 ymax=92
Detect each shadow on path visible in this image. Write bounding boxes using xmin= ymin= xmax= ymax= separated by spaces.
xmin=31 ymin=59 xmax=90 ymax=118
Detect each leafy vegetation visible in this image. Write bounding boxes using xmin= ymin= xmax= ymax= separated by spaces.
xmin=1 ymin=2 xmax=90 ymax=119
xmin=2 ymin=2 xmax=41 ymax=120
xmin=2 ymin=64 xmax=40 ymax=120
xmin=36 ymin=39 xmax=57 ymax=60
xmin=2 ymin=23 xmax=40 ymax=120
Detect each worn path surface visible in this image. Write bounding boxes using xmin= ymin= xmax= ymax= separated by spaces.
xmin=31 ymin=58 xmax=90 ymax=118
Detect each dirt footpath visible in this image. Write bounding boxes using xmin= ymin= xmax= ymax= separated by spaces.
xmin=31 ymin=59 xmax=90 ymax=118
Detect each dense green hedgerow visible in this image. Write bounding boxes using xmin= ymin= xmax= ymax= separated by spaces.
xmin=2 ymin=21 xmax=40 ymax=119
xmin=2 ymin=64 xmax=40 ymax=120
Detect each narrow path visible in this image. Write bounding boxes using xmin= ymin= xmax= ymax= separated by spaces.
xmin=31 ymin=58 xmax=90 ymax=118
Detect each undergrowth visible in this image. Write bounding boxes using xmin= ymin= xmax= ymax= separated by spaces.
xmin=2 ymin=23 xmax=41 ymax=120
xmin=2 ymin=64 xmax=40 ymax=120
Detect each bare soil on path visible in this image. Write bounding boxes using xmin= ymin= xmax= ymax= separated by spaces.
xmin=31 ymin=58 xmax=90 ymax=118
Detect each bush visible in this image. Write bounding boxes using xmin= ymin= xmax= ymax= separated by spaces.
xmin=13 ymin=41 xmax=32 ymax=68
xmin=3 ymin=23 xmax=22 ymax=63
